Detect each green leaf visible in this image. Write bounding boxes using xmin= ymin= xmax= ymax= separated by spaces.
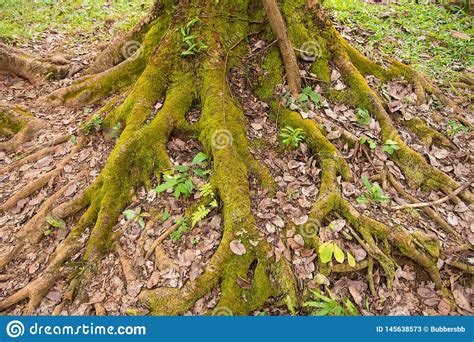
xmin=347 ymin=252 xmax=356 ymax=267
xmin=175 ymin=165 xmax=190 ymax=172
xmin=44 ymin=229 xmax=52 ymax=236
xmin=46 ymin=216 xmax=66 ymax=229
xmin=362 ymin=176 xmax=372 ymax=191
xmin=318 ymin=241 xmax=334 ymax=263
xmin=356 ymin=108 xmax=371 ymax=125
xmin=356 ymin=194 xmax=368 ymax=205
xmin=155 ymin=179 xmax=177 ymax=193
xmin=192 ymin=152 xmax=208 ymax=165
xmin=333 ymin=243 xmax=345 ymax=263
xmin=162 ymin=210 xmax=170 ymax=221
xmin=122 ymin=209 xmax=136 ymax=220
xmin=138 ymin=217 xmax=145 ymax=229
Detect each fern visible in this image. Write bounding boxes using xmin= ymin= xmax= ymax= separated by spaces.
xmin=191 ymin=205 xmax=211 ymax=227
xmin=199 ymin=183 xmax=214 ymax=198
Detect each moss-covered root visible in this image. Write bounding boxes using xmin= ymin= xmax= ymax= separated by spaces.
xmin=400 ymin=117 xmax=454 ymax=149
xmin=0 ymin=103 xmax=46 ymax=153
xmin=86 ymin=0 xmax=174 ymax=74
xmin=334 ymin=55 xmax=473 ymax=203
xmin=0 ymin=43 xmax=68 ymax=83
xmin=339 ymin=200 xmax=444 ymax=291
xmin=46 ymin=16 xmax=174 ymax=108
xmin=0 ymin=70 xmax=193 ymax=312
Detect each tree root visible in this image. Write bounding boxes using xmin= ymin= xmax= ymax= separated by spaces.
xmin=0 ymin=102 xmax=46 ymax=153
xmin=1 ymin=0 xmax=471 ymax=315
xmin=46 ymin=5 xmax=175 ymax=107
xmin=0 ymin=43 xmax=68 ymax=83
xmin=0 ymin=137 xmax=84 ymax=213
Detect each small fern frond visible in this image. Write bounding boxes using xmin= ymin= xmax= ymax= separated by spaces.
xmin=191 ymin=205 xmax=211 ymax=227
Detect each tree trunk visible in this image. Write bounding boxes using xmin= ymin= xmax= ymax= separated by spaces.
xmin=0 ymin=0 xmax=471 ymax=316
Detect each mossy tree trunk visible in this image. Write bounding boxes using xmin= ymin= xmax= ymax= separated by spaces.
xmin=0 ymin=0 xmax=472 ymax=315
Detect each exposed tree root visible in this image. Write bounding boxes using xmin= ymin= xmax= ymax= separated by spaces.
xmin=0 ymin=137 xmax=84 ymax=213
xmin=0 ymin=43 xmax=68 ymax=83
xmin=0 ymin=0 xmax=471 ymax=315
xmin=0 ymin=102 xmax=46 ymax=153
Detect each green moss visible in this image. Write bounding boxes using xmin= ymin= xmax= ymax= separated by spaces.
xmin=0 ymin=110 xmax=24 ymax=137
xmin=402 ymin=117 xmax=452 ymax=148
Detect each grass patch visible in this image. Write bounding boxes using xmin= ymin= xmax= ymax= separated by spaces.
xmin=324 ymin=0 xmax=473 ymax=80
xmin=0 ymin=0 xmax=153 ymax=43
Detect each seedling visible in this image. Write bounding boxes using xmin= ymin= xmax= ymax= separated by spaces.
xmin=279 ymin=126 xmax=306 ymax=148
xmin=356 ymin=108 xmax=371 ymax=125
xmin=109 ymin=122 xmax=122 ymax=140
xmin=170 ymin=218 xmax=189 ymax=242
xmin=304 ymin=290 xmax=358 ymax=316
xmin=357 ymin=176 xmax=390 ymax=205
xmin=81 ymin=115 xmax=103 ymax=135
xmin=122 ymin=207 xmax=148 ymax=228
xmin=359 ymin=135 xmax=377 ymax=149
xmin=446 ymin=120 xmax=469 ymax=138
xmin=381 ymin=139 xmax=401 ymax=155
xmin=283 ymin=87 xmax=320 ymax=112
xmin=180 ymin=18 xmax=208 ymax=56
xmin=155 ymin=152 xmax=210 ymax=200
xmin=318 ymin=240 xmax=356 ymax=267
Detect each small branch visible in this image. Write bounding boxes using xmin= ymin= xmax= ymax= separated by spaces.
xmin=392 ymin=182 xmax=471 ymax=211
xmin=144 ymin=222 xmax=179 ymax=260
xmin=261 ymin=0 xmax=301 ymax=98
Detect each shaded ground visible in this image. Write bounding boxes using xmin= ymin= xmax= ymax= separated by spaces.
xmin=0 ymin=0 xmax=472 ymax=316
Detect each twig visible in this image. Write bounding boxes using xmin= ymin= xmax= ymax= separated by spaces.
xmin=392 ymin=182 xmax=471 ymax=210
xmin=144 ymin=222 xmax=179 ymax=260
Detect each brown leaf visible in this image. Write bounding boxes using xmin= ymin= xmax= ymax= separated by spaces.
xmin=230 ymin=240 xmax=246 ymax=256
xmin=236 ymin=276 xmax=252 ymax=290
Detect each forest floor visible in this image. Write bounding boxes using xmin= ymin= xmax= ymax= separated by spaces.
xmin=0 ymin=1 xmax=472 ymax=316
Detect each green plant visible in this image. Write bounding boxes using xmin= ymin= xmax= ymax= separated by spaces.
xmin=190 ymin=183 xmax=218 ymax=227
xmin=179 ymin=18 xmax=208 ymax=56
xmin=191 ymin=152 xmax=210 ymax=177
xmin=381 ymin=139 xmax=401 ymax=155
xmin=155 ymin=152 xmax=210 ymax=200
xmin=318 ymin=240 xmax=356 ymax=267
xmin=279 ymin=126 xmax=306 ymax=148
xmin=304 ymin=290 xmax=358 ymax=316
xmin=446 ymin=120 xmax=469 ymax=138
xmin=283 ymin=87 xmax=320 ymax=112
xmin=356 ymin=108 xmax=371 ymax=125
xmin=357 ymin=176 xmax=390 ymax=205
xmin=359 ymin=135 xmax=377 ymax=149
xmin=81 ymin=115 xmax=103 ymax=135
xmin=162 ymin=210 xmax=170 ymax=222
xmin=109 ymin=122 xmax=122 ymax=140
xmin=170 ymin=218 xmax=189 ymax=242
xmin=44 ymin=216 xmax=67 ymax=236
xmin=122 ymin=207 xmax=148 ymax=228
